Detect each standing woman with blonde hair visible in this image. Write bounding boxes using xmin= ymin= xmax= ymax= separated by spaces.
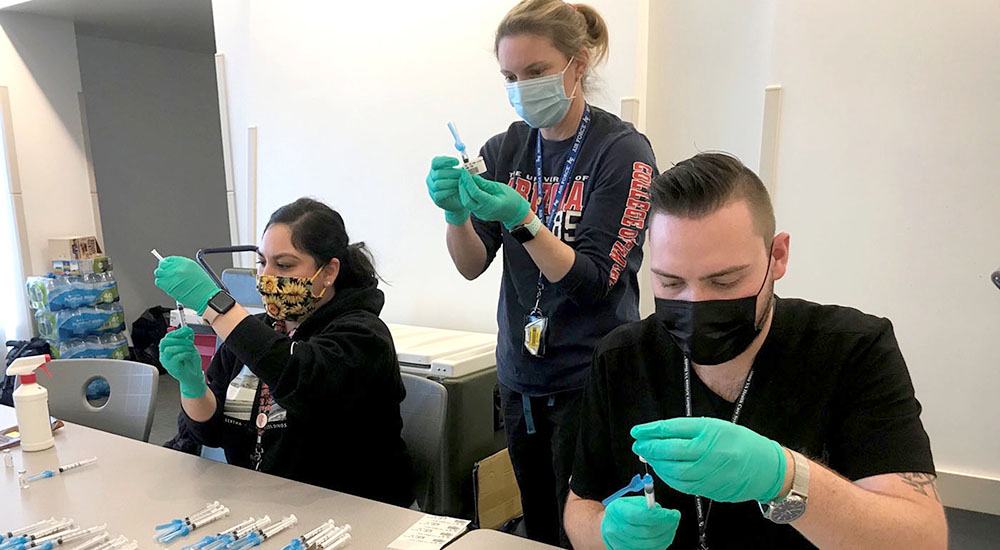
xmin=424 ymin=1 xmax=656 ymax=545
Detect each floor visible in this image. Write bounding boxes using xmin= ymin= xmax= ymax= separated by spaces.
xmin=149 ymin=374 xmax=1000 ymax=547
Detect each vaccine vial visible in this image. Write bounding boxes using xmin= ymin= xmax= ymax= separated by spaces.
xmin=463 ymin=156 xmax=487 ymax=176
xmin=18 ymin=468 xmax=29 ymax=489
xmin=2 ymin=449 xmax=12 ymax=468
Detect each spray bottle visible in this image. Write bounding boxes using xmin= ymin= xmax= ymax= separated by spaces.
xmin=5 ymin=354 xmax=55 ymax=451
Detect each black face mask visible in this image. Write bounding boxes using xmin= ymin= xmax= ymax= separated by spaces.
xmin=654 ymin=256 xmax=772 ymax=366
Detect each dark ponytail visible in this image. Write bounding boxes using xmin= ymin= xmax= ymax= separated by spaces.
xmin=265 ymin=198 xmax=380 ymax=291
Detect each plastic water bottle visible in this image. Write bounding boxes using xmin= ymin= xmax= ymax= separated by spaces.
xmin=96 ymin=271 xmax=119 ymax=304
xmin=57 ymin=339 xmax=87 ymax=359
xmin=25 ymin=277 xmax=54 ymax=310
xmin=103 ymin=332 xmax=128 ymax=359
xmin=47 ymin=277 xmax=73 ymax=310
xmin=34 ymin=309 xmax=58 ymax=340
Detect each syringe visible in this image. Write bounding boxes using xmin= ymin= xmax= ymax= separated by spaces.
xmin=27 ymin=457 xmax=97 ymax=482
xmin=639 ymin=456 xmax=655 ymax=509
xmin=151 ymin=249 xmax=186 ymax=327
xmin=446 ymin=122 xmax=470 ymax=164
xmin=446 ymin=122 xmax=487 ymax=175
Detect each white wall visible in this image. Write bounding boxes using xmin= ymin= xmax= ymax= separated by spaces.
xmin=76 ymin=35 xmax=231 ymax=326
xmin=646 ymin=1 xmax=1000 ymax=482
xmin=211 ymin=0 xmax=648 ymax=334
xmin=0 ymin=12 xmax=95 ymax=281
xmin=645 ymin=0 xmax=775 ymax=170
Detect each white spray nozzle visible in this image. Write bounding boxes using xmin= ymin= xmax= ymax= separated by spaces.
xmin=6 ymin=355 xmax=52 ymax=378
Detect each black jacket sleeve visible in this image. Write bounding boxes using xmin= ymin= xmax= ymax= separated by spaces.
xmin=829 ymin=318 xmax=936 ymax=480
xmin=470 ymin=139 xmax=505 ymax=275
xmin=554 ymin=133 xmax=655 ymax=307
xmin=223 ymin=313 xmax=396 ymax=416
xmin=178 ymin=342 xmax=235 ymax=448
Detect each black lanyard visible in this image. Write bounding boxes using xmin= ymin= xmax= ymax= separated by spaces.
xmin=683 ymin=356 xmax=754 ymax=550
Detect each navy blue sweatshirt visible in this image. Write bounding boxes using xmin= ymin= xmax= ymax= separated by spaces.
xmin=472 ymin=106 xmax=657 ymax=395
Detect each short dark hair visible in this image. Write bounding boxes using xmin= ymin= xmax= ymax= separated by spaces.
xmin=265 ymin=198 xmax=379 ymax=290
xmin=650 ymin=152 xmax=775 ymax=241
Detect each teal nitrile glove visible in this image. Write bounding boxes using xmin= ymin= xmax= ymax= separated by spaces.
xmin=154 ymin=256 xmax=221 ymax=315
xmin=426 ymin=156 xmax=470 ymax=226
xmin=158 ymin=327 xmax=208 ymax=399
xmin=458 ymin=169 xmax=530 ymax=229
xmin=601 ymin=496 xmax=681 ymax=550
xmin=631 ymin=417 xmax=787 ymax=503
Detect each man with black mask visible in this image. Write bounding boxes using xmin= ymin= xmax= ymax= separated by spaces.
xmin=564 ymin=153 xmax=946 ymax=550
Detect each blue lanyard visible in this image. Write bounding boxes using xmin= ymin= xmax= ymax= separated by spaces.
xmin=534 ymin=103 xmax=592 ymax=230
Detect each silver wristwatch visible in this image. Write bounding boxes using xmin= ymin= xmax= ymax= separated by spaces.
xmin=760 ymin=449 xmax=810 ymax=524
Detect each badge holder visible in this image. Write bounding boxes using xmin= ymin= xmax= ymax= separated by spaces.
xmin=523 ymin=283 xmax=548 ymax=358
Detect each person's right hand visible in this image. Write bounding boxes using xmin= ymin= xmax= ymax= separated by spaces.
xmin=158 ymin=327 xmax=208 ymax=399
xmin=426 ymin=156 xmax=470 ymax=226
xmin=601 ymin=496 xmax=681 ymax=550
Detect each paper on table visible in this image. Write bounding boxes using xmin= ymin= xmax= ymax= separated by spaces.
xmin=387 ymin=514 xmax=471 ymax=550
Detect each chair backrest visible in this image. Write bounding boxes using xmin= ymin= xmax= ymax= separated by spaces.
xmin=399 ymin=372 xmax=448 ymax=513
xmin=32 ymin=359 xmax=159 ymax=442
xmin=222 ymin=268 xmax=263 ymax=307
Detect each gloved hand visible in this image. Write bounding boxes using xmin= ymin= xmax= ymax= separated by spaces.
xmin=426 ymin=156 xmax=470 ymax=225
xmin=632 ymin=417 xmax=787 ymax=503
xmin=158 ymin=327 xmax=208 ymax=399
xmin=154 ymin=256 xmax=220 ymax=315
xmin=601 ymin=496 xmax=681 ymax=550
xmin=458 ymin=170 xmax=530 ymax=229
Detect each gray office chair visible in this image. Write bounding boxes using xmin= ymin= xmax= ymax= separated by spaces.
xmin=33 ymin=359 xmax=159 ymax=442
xmin=400 ymin=373 xmax=448 ymax=513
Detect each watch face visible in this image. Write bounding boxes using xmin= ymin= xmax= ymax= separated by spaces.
xmin=510 ymin=226 xmax=532 ymax=243
xmin=211 ymin=292 xmax=236 ymax=313
xmin=768 ymin=495 xmax=807 ymax=524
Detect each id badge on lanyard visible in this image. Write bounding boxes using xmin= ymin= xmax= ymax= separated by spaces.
xmin=522 ymin=104 xmax=592 ymax=358
xmin=524 ymin=284 xmax=548 ymax=357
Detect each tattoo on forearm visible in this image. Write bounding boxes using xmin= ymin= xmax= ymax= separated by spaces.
xmin=897 ymin=472 xmax=941 ymax=502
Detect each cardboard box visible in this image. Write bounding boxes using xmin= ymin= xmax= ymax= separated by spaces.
xmin=52 ymin=256 xmax=111 ymax=275
xmin=49 ymin=236 xmax=103 ymax=260
xmin=474 ymin=448 xmax=523 ymax=530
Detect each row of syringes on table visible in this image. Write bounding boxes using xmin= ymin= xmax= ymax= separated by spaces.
xmin=0 ymin=519 xmax=135 ymax=550
xmin=179 ymin=515 xmax=350 ymax=550
xmin=7 ymin=509 xmax=350 ymax=550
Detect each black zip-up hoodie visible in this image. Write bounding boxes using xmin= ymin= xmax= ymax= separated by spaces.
xmin=178 ymin=284 xmax=414 ymax=507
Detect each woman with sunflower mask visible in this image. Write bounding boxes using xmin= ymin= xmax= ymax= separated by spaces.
xmin=153 ymin=197 xmax=414 ymax=507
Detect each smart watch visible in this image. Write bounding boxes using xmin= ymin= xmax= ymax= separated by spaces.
xmin=206 ymin=291 xmax=236 ymax=316
xmin=510 ymin=215 xmax=543 ymax=244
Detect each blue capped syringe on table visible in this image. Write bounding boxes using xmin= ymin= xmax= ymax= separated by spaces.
xmin=25 ymin=457 xmax=97 ymax=483
xmin=447 ymin=122 xmax=487 ymax=176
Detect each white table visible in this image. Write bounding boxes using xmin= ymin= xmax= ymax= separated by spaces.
xmin=1 ymin=406 xmax=556 ymax=550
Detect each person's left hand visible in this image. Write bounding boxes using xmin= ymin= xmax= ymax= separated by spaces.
xmin=154 ymin=256 xmax=221 ymax=315
xmin=458 ymin=170 xmax=530 ymax=229
xmin=631 ymin=417 xmax=788 ymax=503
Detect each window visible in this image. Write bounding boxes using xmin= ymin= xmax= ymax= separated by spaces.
xmin=0 ymin=86 xmax=30 ymax=349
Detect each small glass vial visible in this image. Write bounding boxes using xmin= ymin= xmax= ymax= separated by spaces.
xmin=18 ymin=468 xmax=29 ymax=489
xmin=2 ymin=449 xmax=12 ymax=468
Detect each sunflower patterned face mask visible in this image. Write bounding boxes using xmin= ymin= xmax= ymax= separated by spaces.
xmin=256 ymin=266 xmax=328 ymax=322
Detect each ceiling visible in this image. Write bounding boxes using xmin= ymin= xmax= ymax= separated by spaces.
xmin=3 ymin=0 xmax=215 ymax=53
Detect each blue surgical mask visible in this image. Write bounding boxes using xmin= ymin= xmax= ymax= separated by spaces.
xmin=506 ymin=58 xmax=579 ymax=129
